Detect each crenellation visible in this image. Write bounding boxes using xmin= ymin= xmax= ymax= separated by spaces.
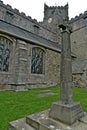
xmin=45 ymin=4 xmax=68 ymax=9
xmin=12 ymin=6 xmax=38 ymax=24
xmin=14 ymin=8 xmax=20 ymax=14
xmin=75 ymin=15 xmax=79 ymax=20
xmin=84 ymin=10 xmax=87 ymax=14
xmin=27 ymin=15 xmax=32 ymax=20
xmin=0 ymin=1 xmax=57 ymax=42
xmin=0 ymin=2 xmax=55 ymax=40
xmin=0 ymin=1 xmax=39 ymax=25
xmin=0 ymin=0 xmax=3 ymax=4
xmin=70 ymin=10 xmax=87 ymax=23
xmin=6 ymin=4 xmax=12 ymax=10
xmin=84 ymin=11 xmax=87 ymax=18
xmin=70 ymin=18 xmax=74 ymax=22
xmin=21 ymin=12 xmax=26 ymax=17
xmin=79 ymin=13 xmax=83 ymax=17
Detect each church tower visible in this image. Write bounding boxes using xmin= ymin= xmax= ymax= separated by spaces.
xmin=42 ymin=3 xmax=68 ymax=43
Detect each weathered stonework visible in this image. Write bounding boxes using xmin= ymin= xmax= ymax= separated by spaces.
xmin=0 ymin=0 xmax=64 ymax=90
xmin=49 ymin=23 xmax=83 ymax=125
xmin=72 ymin=60 xmax=87 ymax=87
xmin=0 ymin=0 xmax=87 ymax=90
xmin=8 ymin=22 xmax=85 ymax=129
xmin=0 ymin=34 xmax=60 ymax=91
xmin=0 ymin=1 xmax=57 ymax=42
xmin=9 ymin=111 xmax=87 ymax=130
xmin=71 ymin=26 xmax=87 ymax=61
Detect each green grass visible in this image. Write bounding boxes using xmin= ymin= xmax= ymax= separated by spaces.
xmin=0 ymin=86 xmax=87 ymax=130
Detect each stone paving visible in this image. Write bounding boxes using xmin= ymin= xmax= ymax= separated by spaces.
xmin=9 ymin=110 xmax=87 ymax=130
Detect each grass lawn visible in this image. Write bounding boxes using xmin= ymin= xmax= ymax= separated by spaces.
xmin=0 ymin=86 xmax=87 ymax=130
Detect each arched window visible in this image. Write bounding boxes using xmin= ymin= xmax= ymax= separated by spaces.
xmin=0 ymin=36 xmax=11 ymax=72
xmin=31 ymin=47 xmax=45 ymax=74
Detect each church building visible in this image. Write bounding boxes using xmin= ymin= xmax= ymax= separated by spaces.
xmin=0 ymin=0 xmax=87 ymax=90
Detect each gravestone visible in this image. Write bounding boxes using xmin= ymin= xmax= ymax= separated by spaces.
xmin=49 ymin=23 xmax=84 ymax=124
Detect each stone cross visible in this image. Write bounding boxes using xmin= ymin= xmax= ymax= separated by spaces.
xmin=49 ymin=22 xmax=83 ymax=125
xmin=59 ymin=23 xmax=73 ymax=104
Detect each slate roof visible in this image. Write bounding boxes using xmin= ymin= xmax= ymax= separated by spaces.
xmin=72 ymin=59 xmax=87 ymax=74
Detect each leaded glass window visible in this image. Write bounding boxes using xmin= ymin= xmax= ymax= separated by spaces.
xmin=0 ymin=37 xmax=11 ymax=72
xmin=31 ymin=47 xmax=44 ymax=74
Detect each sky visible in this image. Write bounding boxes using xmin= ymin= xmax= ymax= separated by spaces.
xmin=2 ymin=0 xmax=87 ymax=21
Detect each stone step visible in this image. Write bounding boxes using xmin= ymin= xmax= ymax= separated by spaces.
xmin=26 ymin=110 xmax=66 ymax=130
xmin=26 ymin=111 xmax=87 ymax=130
xmin=9 ymin=111 xmax=87 ymax=130
xmin=9 ymin=118 xmax=36 ymax=130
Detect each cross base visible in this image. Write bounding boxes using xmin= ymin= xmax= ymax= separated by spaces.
xmin=49 ymin=101 xmax=84 ymax=125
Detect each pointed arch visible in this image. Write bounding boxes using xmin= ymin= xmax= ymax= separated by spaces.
xmin=31 ymin=47 xmax=45 ymax=74
xmin=0 ymin=35 xmax=12 ymax=72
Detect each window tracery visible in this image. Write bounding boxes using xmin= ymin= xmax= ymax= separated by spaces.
xmin=0 ymin=37 xmax=11 ymax=72
xmin=31 ymin=47 xmax=44 ymax=74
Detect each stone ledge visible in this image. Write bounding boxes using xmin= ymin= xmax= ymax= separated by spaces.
xmin=9 ymin=110 xmax=87 ymax=130
xmin=9 ymin=118 xmax=35 ymax=130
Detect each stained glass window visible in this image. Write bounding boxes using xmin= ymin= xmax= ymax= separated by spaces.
xmin=31 ymin=47 xmax=44 ymax=74
xmin=0 ymin=37 xmax=11 ymax=72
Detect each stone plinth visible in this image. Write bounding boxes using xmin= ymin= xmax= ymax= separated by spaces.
xmin=9 ymin=110 xmax=87 ymax=130
xmin=49 ymin=102 xmax=84 ymax=125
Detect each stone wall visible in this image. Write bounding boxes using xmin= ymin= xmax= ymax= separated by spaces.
xmin=1 ymin=0 xmax=87 ymax=90
xmin=70 ymin=14 xmax=87 ymax=87
xmin=70 ymin=11 xmax=87 ymax=61
xmin=73 ymin=72 xmax=87 ymax=88
xmin=45 ymin=49 xmax=60 ymax=87
xmin=0 ymin=0 xmax=57 ymax=42
xmin=0 ymin=34 xmax=60 ymax=91
xmin=23 ymin=42 xmax=60 ymax=89
xmin=71 ymin=22 xmax=87 ymax=61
